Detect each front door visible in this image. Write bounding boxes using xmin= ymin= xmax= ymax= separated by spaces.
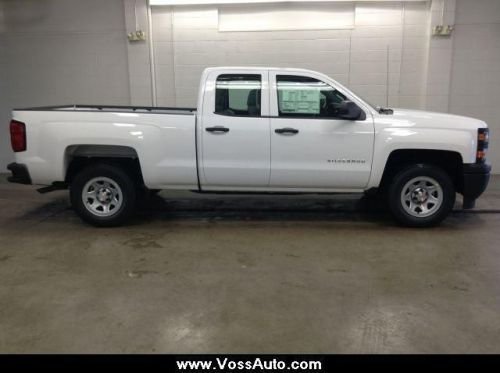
xmin=269 ymin=72 xmax=374 ymax=189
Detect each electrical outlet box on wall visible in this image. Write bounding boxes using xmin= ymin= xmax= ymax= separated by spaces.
xmin=432 ymin=25 xmax=454 ymax=36
xmin=127 ymin=30 xmax=146 ymax=42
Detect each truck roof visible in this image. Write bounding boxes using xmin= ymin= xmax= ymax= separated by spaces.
xmin=203 ymin=66 xmax=319 ymax=74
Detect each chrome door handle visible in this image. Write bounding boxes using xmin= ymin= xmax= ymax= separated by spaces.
xmin=205 ymin=126 xmax=230 ymax=133
xmin=275 ymin=127 xmax=299 ymax=135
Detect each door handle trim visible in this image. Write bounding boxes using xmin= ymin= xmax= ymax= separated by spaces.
xmin=275 ymin=127 xmax=299 ymax=135
xmin=206 ymin=126 xmax=230 ymax=133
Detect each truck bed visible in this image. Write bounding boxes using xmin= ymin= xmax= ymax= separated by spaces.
xmin=14 ymin=104 xmax=196 ymax=115
xmin=12 ymin=104 xmax=199 ymax=187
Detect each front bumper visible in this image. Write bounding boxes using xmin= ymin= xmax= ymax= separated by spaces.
xmin=7 ymin=163 xmax=32 ymax=185
xmin=462 ymin=163 xmax=491 ymax=209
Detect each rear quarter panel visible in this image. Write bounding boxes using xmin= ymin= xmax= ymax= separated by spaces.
xmin=12 ymin=110 xmax=198 ymax=188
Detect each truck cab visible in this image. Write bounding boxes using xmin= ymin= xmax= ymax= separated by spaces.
xmin=198 ymin=67 xmax=374 ymax=192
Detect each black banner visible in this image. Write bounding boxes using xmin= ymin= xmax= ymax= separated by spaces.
xmin=1 ymin=354 xmax=499 ymax=371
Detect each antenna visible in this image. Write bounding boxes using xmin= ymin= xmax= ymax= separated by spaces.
xmin=386 ymin=45 xmax=390 ymax=107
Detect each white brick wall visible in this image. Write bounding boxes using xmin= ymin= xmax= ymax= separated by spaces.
xmin=0 ymin=0 xmax=130 ymax=169
xmin=449 ymin=0 xmax=500 ymax=171
xmin=124 ymin=0 xmax=153 ymax=106
xmin=150 ymin=2 xmax=429 ymax=109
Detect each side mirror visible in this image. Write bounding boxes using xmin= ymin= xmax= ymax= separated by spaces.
xmin=338 ymin=100 xmax=363 ymax=120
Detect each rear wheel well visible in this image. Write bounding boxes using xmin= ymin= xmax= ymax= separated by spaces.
xmin=379 ymin=149 xmax=463 ymax=193
xmin=64 ymin=145 xmax=144 ymax=187
xmin=66 ymin=156 xmax=144 ymax=187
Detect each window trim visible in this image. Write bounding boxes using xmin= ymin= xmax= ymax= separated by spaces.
xmin=213 ymin=111 xmax=263 ymax=118
xmin=211 ymin=114 xmax=365 ymax=121
xmin=271 ymin=114 xmax=365 ymax=121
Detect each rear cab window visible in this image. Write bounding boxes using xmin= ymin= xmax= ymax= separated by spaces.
xmin=215 ymin=74 xmax=262 ymax=117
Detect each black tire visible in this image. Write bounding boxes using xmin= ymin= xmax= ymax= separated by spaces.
xmin=70 ymin=163 xmax=137 ymax=227
xmin=387 ymin=164 xmax=455 ymax=227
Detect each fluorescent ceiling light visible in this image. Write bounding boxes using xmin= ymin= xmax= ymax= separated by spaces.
xmin=150 ymin=0 xmax=426 ymax=5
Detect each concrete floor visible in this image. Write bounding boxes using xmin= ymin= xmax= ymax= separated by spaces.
xmin=0 ymin=175 xmax=500 ymax=353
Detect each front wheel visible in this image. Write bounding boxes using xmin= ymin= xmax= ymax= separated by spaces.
xmin=387 ymin=164 xmax=455 ymax=227
xmin=70 ymin=163 xmax=137 ymax=227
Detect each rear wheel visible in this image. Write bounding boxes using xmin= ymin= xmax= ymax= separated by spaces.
xmin=70 ymin=163 xmax=136 ymax=227
xmin=387 ymin=164 xmax=455 ymax=227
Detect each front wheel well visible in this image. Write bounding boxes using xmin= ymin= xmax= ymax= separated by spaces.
xmin=379 ymin=149 xmax=464 ymax=193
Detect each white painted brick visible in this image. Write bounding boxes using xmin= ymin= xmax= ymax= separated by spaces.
xmin=362 ymin=95 xmax=386 ymax=106
xmin=173 ymin=15 xmax=217 ymax=30
xmin=431 ymin=0 xmax=444 ymax=12
xmin=350 ymin=49 xmax=402 ymax=62
xmin=152 ymin=7 xmax=173 ymax=25
xmin=429 ymin=36 xmax=453 ymax=50
xmin=356 ymin=2 xmax=402 ymax=14
xmin=175 ymin=85 xmax=199 ymax=97
xmin=173 ymin=6 xmax=218 ymax=19
xmin=327 ymin=73 xmax=349 ymax=85
xmin=152 ymin=21 xmax=173 ymax=42
xmin=404 ymin=2 xmax=430 ymax=25
xmin=174 ymin=40 xmax=217 ymax=53
xmin=355 ymin=12 xmax=403 ymax=27
xmin=402 ymin=36 xmax=427 ymax=50
xmin=349 ymin=84 xmax=400 ymax=97
xmin=399 ymin=72 xmax=427 ymax=95
xmin=403 ymin=24 xmax=428 ymax=37
xmin=154 ymin=42 xmax=174 ymax=65
xmin=175 ymin=97 xmax=197 ymax=107
xmin=157 ymin=97 xmax=176 ymax=107
xmin=350 ymin=60 xmax=388 ymax=75
xmin=400 ymin=57 xmax=426 ymax=74
xmin=355 ymin=2 xmax=403 ymax=27
xmin=402 ymin=50 xmax=428 ymax=66
xmin=445 ymin=0 xmax=456 ymax=12
xmin=455 ymin=0 xmax=500 ymax=24
xmin=295 ymin=62 xmax=350 ymax=75
xmin=351 ymin=25 xmax=403 ymax=39
xmin=398 ymin=95 xmax=424 ymax=109
xmin=349 ymin=72 xmax=399 ymax=86
xmin=425 ymin=95 xmax=450 ymax=112
xmin=449 ymin=0 xmax=500 ymax=172
xmin=351 ymin=36 xmax=404 ymax=51
xmin=128 ymin=49 xmax=151 ymax=69
xmin=2 ymin=0 xmax=126 ymax=33
xmin=0 ymin=0 xmax=133 ymax=166
xmin=425 ymin=81 xmax=450 ymax=96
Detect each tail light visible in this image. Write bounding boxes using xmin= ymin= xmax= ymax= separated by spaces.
xmin=476 ymin=128 xmax=489 ymax=163
xmin=10 ymin=120 xmax=26 ymax=152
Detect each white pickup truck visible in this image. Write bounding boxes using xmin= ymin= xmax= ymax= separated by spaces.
xmin=8 ymin=67 xmax=491 ymax=227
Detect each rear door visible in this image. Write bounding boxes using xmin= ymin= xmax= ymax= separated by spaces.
xmin=199 ymin=70 xmax=271 ymax=188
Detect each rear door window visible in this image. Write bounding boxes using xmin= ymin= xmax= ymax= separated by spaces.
xmin=215 ymin=74 xmax=262 ymax=117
